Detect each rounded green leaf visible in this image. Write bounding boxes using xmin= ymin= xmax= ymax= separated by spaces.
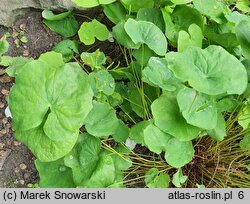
xmin=121 ymin=0 xmax=154 ymax=12
xmin=35 ymin=158 xmax=75 ymax=188
xmin=129 ymin=120 xmax=152 ymax=145
xmin=193 ymin=0 xmax=227 ymax=23
xmin=162 ymin=5 xmax=203 ymax=47
xmin=207 ymin=113 xmax=226 ymax=141
xmin=142 ymin=57 xmax=180 ymax=91
xmin=43 ymin=15 xmax=78 ymax=37
xmin=112 ymin=21 xmax=140 ymax=49
xmin=84 ymin=101 xmax=119 ymax=137
xmin=78 ymin=19 xmax=109 ymax=45
xmin=52 ymin=40 xmax=79 ymax=62
xmin=89 ymin=70 xmax=115 ymax=96
xmin=144 ymin=124 xmax=172 ymax=154
xmin=124 ymin=18 xmax=167 ymax=56
xmin=172 ymin=168 xmax=188 ymax=188
xmin=145 ymin=168 xmax=170 ymax=188
xmin=9 ymin=52 xmax=93 ymax=161
xmin=151 ymin=94 xmax=200 ymax=141
xmin=239 ymin=105 xmax=250 ymax=130
xmin=136 ymin=8 xmax=165 ymax=31
xmin=113 ymin=120 xmax=130 ymax=143
xmin=177 ymin=87 xmax=218 ymax=130
xmin=240 ymin=133 xmax=250 ymax=150
xmin=0 ymin=39 xmax=9 ymax=55
xmin=170 ymin=0 xmax=193 ymax=4
xmin=166 ymin=45 xmax=248 ymax=95
xmin=103 ymin=2 xmax=127 ymax=24
xmin=236 ymin=20 xmax=250 ymax=60
xmin=164 ymin=138 xmax=194 ymax=168
xmin=42 ymin=10 xmax=72 ymax=21
xmin=178 ymin=24 xmax=203 ymax=52
xmin=72 ymin=0 xmax=116 ymax=8
xmin=81 ymin=49 xmax=106 ymax=70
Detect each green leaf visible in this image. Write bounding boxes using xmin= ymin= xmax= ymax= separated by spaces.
xmin=42 ymin=10 xmax=72 ymax=21
xmin=207 ymin=113 xmax=226 ymax=141
xmin=236 ymin=0 xmax=250 ymax=13
xmin=89 ymin=70 xmax=115 ymax=96
xmin=72 ymin=0 xmax=116 ymax=8
xmin=121 ymin=0 xmax=154 ymax=12
xmin=103 ymin=2 xmax=127 ymax=24
xmin=144 ymin=124 xmax=172 ymax=154
xmin=145 ymin=168 xmax=170 ymax=188
xmin=166 ymin=45 xmax=248 ymax=95
xmin=236 ymin=20 xmax=250 ymax=60
xmin=129 ymin=120 xmax=152 ymax=145
xmin=161 ymin=5 xmax=203 ymax=47
xmin=239 ymin=105 xmax=250 ymax=130
xmin=178 ymin=24 xmax=203 ymax=52
xmin=170 ymin=0 xmax=193 ymax=4
xmin=82 ymin=151 xmax=116 ymax=187
xmin=78 ymin=19 xmax=109 ymax=45
xmin=204 ymin=25 xmax=239 ymax=48
xmin=240 ymin=133 xmax=250 ymax=150
xmin=152 ymin=94 xmax=200 ymax=141
xmin=112 ymin=21 xmax=140 ymax=49
xmin=35 ymin=158 xmax=75 ymax=188
xmin=0 ymin=39 xmax=9 ymax=55
xmin=193 ymin=0 xmax=227 ymax=23
xmin=132 ymin=45 xmax=156 ymax=66
xmin=124 ymin=18 xmax=167 ymax=56
xmin=43 ymin=15 xmax=78 ymax=37
xmin=9 ymin=52 xmax=93 ymax=161
xmin=177 ymin=87 xmax=217 ymax=130
xmin=81 ymin=49 xmax=106 ymax=70
xmin=20 ymin=36 xmax=28 ymax=43
xmin=165 ymin=138 xmax=194 ymax=168
xmin=52 ymin=40 xmax=79 ymax=62
xmin=172 ymin=168 xmax=188 ymax=188
xmin=142 ymin=57 xmax=180 ymax=91
xmin=0 ymin=56 xmax=32 ymax=77
xmin=113 ymin=120 xmax=130 ymax=143
xmin=137 ymin=8 xmax=165 ymax=31
xmin=64 ymin=133 xmax=102 ymax=185
xmin=128 ymin=87 xmax=145 ymax=118
xmin=84 ymin=101 xmax=119 ymax=137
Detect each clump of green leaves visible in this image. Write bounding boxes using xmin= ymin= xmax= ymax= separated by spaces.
xmin=4 ymin=0 xmax=250 ymax=188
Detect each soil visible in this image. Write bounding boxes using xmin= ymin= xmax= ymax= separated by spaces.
xmin=0 ymin=10 xmax=65 ymax=188
xmin=0 ymin=9 xmax=124 ymax=188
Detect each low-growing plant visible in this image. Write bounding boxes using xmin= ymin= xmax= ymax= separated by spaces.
xmin=1 ymin=0 xmax=250 ymax=188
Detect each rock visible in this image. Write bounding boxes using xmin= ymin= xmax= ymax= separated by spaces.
xmin=4 ymin=106 xmax=12 ymax=118
xmin=0 ymin=149 xmax=11 ymax=171
xmin=19 ymin=180 xmax=25 ymax=185
xmin=19 ymin=163 xmax=27 ymax=170
xmin=0 ymin=0 xmax=85 ymax=27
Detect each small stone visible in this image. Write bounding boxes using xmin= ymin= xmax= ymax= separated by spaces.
xmin=0 ymin=75 xmax=12 ymax=83
xmin=19 ymin=163 xmax=27 ymax=170
xmin=1 ymin=89 xmax=9 ymax=95
xmin=0 ymin=102 xmax=4 ymax=109
xmin=24 ymin=173 xmax=30 ymax=179
xmin=5 ymin=106 xmax=12 ymax=118
xmin=19 ymin=180 xmax=25 ymax=185
xmin=23 ymin=49 xmax=30 ymax=57
xmin=2 ymin=118 xmax=8 ymax=125
xmin=0 ymin=129 xmax=7 ymax=136
xmin=0 ymin=69 xmax=4 ymax=75
xmin=14 ymin=168 xmax=19 ymax=173
xmin=0 ymin=143 xmax=5 ymax=149
xmin=19 ymin=24 xmax=25 ymax=31
xmin=13 ymin=140 xmax=21 ymax=146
